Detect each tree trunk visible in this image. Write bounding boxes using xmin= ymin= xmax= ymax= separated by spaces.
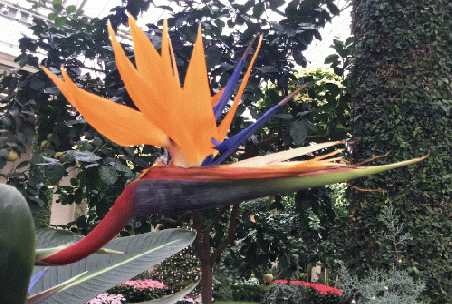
xmin=200 ymin=258 xmax=214 ymax=304
xmin=192 ymin=205 xmax=240 ymax=304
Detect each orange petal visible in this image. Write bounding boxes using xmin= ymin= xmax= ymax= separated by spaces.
xmin=127 ymin=15 xmax=166 ymax=93
xmin=161 ymin=20 xmax=175 ymax=82
xmin=181 ymin=25 xmax=217 ymax=164
xmin=43 ymin=67 xmax=170 ymax=148
xmin=110 ymin=20 xmax=211 ymax=166
xmin=127 ymin=15 xmax=182 ymax=104
xmin=108 ymin=22 xmax=189 ymax=145
xmin=217 ymin=35 xmax=263 ymax=141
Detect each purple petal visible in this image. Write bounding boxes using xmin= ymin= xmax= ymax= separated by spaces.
xmin=212 ymin=104 xmax=282 ymax=165
xmin=28 ymin=267 xmax=49 ymax=294
xmin=212 ymin=58 xmax=245 ymax=120
xmin=201 ymin=155 xmax=214 ymax=166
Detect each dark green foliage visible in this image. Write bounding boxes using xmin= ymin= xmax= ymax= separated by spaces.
xmin=259 ymin=66 xmax=350 ymax=146
xmin=231 ymin=282 xmax=261 ymax=302
xmin=348 ymin=0 xmax=452 ymax=302
xmin=30 ymin=199 xmax=51 ymax=228
xmin=150 ymin=246 xmax=201 ymax=293
xmin=223 ymin=192 xmax=348 ymax=283
xmin=106 ymin=285 xmax=167 ymax=303
xmin=262 ymin=284 xmax=341 ymax=304
xmin=212 ymin=267 xmax=234 ymax=301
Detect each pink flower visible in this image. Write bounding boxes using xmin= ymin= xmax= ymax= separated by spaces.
xmin=88 ymin=293 xmax=126 ymax=304
xmin=122 ymin=279 xmax=166 ymax=290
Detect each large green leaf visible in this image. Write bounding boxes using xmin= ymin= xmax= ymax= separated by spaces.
xmin=30 ymin=229 xmax=196 ymax=304
xmin=0 ymin=184 xmax=35 ymax=304
xmin=28 ymin=272 xmax=87 ymax=304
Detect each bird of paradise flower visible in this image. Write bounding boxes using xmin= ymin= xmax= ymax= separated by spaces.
xmin=39 ymin=14 xmax=426 ymax=265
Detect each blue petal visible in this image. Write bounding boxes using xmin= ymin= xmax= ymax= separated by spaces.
xmin=212 ymin=58 xmax=245 ymax=120
xmin=201 ymin=155 xmax=214 ymax=166
xmin=28 ymin=267 xmax=49 ymax=294
xmin=212 ymin=104 xmax=282 ymax=165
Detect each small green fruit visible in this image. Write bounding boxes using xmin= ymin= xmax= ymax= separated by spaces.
xmin=40 ymin=140 xmax=51 ymax=149
xmin=54 ymin=151 xmax=66 ymax=163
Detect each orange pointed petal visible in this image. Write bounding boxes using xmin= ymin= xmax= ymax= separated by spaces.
xmin=107 ymin=22 xmax=186 ymax=144
xmin=127 ymin=15 xmax=182 ymax=102
xmin=160 ymin=20 xmax=183 ymax=100
xmin=217 ymin=35 xmax=263 ymax=141
xmin=181 ymin=25 xmax=217 ymax=164
xmin=43 ymin=67 xmax=169 ymax=148
xmin=161 ymin=20 xmax=174 ymax=80
xmin=127 ymin=14 xmax=165 ymax=92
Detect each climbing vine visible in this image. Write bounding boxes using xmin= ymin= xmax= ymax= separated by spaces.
xmin=348 ymin=1 xmax=452 ymax=302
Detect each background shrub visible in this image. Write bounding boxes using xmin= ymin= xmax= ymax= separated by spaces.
xmin=106 ymin=283 xmax=167 ymax=303
xmin=228 ymin=275 xmax=261 ymax=302
xmin=262 ymin=283 xmax=341 ymax=304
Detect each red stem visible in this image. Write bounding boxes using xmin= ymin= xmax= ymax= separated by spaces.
xmin=41 ymin=185 xmax=134 ymax=265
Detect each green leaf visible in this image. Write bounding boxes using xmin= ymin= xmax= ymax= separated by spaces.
xmin=205 ymin=46 xmax=222 ymax=70
xmin=92 ymin=137 xmax=103 ymax=147
xmin=44 ymin=163 xmax=66 ymax=185
xmin=19 ymin=54 xmax=29 ymax=67
xmin=35 ymin=229 xmax=80 ymax=247
xmin=28 ymin=272 xmax=87 ymax=304
xmin=252 ymin=2 xmax=265 ymax=18
xmin=54 ymin=17 xmax=66 ymax=27
xmin=324 ymin=54 xmax=339 ymax=65
xmin=48 ymin=12 xmax=58 ymax=20
xmin=99 ymin=165 xmax=118 ymax=185
xmin=53 ymin=3 xmax=64 ymax=11
xmin=269 ymin=0 xmax=284 ymax=9
xmin=289 ymin=120 xmax=308 ymax=145
xmin=66 ymin=5 xmax=76 ymax=14
xmin=16 ymin=160 xmax=30 ymax=169
xmin=0 ymin=148 xmax=9 ymax=157
xmin=30 ymin=229 xmax=196 ymax=304
xmin=109 ymin=162 xmax=133 ymax=176
xmin=65 ymin=150 xmax=102 ymax=162
xmin=0 ymin=184 xmax=35 ymax=304
xmin=326 ymin=2 xmax=340 ymax=16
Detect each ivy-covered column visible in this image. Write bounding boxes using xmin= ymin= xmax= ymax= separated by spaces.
xmin=348 ymin=1 xmax=452 ymax=302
